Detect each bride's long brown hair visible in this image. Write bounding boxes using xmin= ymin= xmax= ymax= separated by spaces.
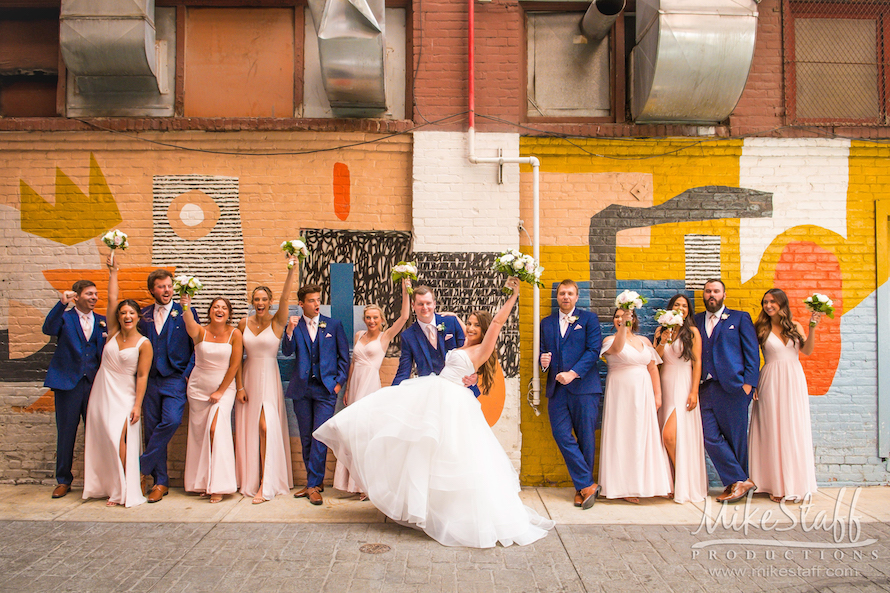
xmin=470 ymin=310 xmax=497 ymax=394
xmin=754 ymin=288 xmax=805 ymax=347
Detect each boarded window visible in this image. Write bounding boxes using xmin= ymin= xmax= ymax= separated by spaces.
xmin=526 ymin=12 xmax=611 ymax=119
xmin=785 ymin=3 xmax=890 ymax=125
xmin=184 ymin=8 xmax=295 ymax=117
xmin=0 ymin=9 xmax=59 ymax=117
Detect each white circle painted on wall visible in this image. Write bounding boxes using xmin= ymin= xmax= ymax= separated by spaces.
xmin=180 ymin=202 xmax=205 ymax=227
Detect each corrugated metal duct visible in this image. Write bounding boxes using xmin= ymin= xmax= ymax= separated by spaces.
xmin=631 ymin=0 xmax=758 ymax=124
xmin=308 ymin=0 xmax=387 ymax=118
xmin=60 ymin=0 xmax=163 ymax=94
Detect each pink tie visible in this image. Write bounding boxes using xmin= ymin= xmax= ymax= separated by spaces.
xmin=80 ymin=314 xmax=92 ymax=341
xmin=707 ymin=314 xmax=717 ymax=338
xmin=155 ymin=307 xmax=165 ymax=335
xmin=426 ymin=324 xmax=438 ymax=349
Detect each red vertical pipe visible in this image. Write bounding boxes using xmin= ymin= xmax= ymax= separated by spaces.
xmin=468 ymin=0 xmax=475 ymax=131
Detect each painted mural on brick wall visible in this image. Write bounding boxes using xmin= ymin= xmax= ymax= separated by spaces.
xmin=518 ymin=137 xmax=885 ymax=487
xmin=0 ymin=138 xmax=520 ymax=483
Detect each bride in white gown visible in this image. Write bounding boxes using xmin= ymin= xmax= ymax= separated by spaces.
xmin=314 ymin=276 xmax=554 ymax=548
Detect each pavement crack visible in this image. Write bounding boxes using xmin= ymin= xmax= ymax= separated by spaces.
xmin=553 ymin=525 xmax=590 ymax=593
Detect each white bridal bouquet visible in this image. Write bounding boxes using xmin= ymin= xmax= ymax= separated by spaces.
xmin=491 ymin=250 xmax=544 ymax=295
xmin=391 ymin=261 xmax=418 ymax=295
xmin=102 ymin=229 xmax=129 ymax=264
xmin=804 ymin=293 xmax=835 ymax=326
xmin=655 ymin=309 xmax=684 ymax=343
xmin=615 ymin=290 xmax=647 ymax=326
xmin=173 ymin=275 xmax=203 ymax=298
xmin=281 ymin=239 xmax=310 ymax=269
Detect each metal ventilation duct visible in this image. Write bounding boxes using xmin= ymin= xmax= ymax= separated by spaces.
xmin=631 ymin=0 xmax=758 ymax=124
xmin=60 ymin=0 xmax=165 ymax=94
xmin=581 ymin=0 xmax=626 ymax=44
xmin=308 ymin=0 xmax=387 ymax=118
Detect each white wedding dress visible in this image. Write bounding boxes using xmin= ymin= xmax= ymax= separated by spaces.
xmin=314 ymin=349 xmax=555 ymax=548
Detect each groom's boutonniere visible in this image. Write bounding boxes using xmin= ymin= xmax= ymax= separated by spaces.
xmin=170 ymin=310 xmax=179 ymax=318
xmin=436 ymin=322 xmax=446 ymax=332
xmin=99 ymin=320 xmax=106 ymax=327
xmin=721 ymin=313 xmax=729 ymax=320
xmin=567 ymin=315 xmax=578 ymax=325
xmin=318 ymin=321 xmax=327 ymax=329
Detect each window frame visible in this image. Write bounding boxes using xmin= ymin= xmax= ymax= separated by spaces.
xmin=784 ymin=0 xmax=890 ymax=126
xmin=520 ymin=1 xmax=625 ymax=124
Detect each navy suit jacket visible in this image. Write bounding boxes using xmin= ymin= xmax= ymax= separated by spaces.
xmin=539 ymin=308 xmax=603 ymax=397
xmin=42 ymin=301 xmax=107 ymax=391
xmin=393 ymin=314 xmax=464 ymax=385
xmin=138 ymin=302 xmax=198 ymax=378
xmin=695 ymin=307 xmax=760 ymax=393
xmin=282 ymin=315 xmax=350 ymax=399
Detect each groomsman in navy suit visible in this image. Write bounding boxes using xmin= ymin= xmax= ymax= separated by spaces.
xmin=694 ymin=279 xmax=760 ymax=503
xmin=539 ymin=279 xmax=602 ymax=510
xmin=392 ymin=285 xmax=479 ymax=396
xmin=138 ymin=269 xmax=198 ymax=503
xmin=42 ymin=280 xmax=107 ymax=498
xmin=283 ymin=284 xmax=349 ymax=505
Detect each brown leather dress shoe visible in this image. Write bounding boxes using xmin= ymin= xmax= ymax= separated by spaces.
xmin=724 ymin=480 xmax=756 ymax=504
xmin=140 ymin=475 xmax=151 ymax=497
xmin=573 ymin=491 xmax=583 ymax=507
xmin=715 ymin=483 xmax=737 ymax=502
xmin=146 ymin=485 xmax=168 ymax=503
xmin=52 ymin=484 xmax=71 ymax=498
xmin=294 ymin=485 xmax=324 ymax=498
xmin=307 ymin=487 xmax=323 ymax=506
xmin=579 ymin=484 xmax=601 ymax=510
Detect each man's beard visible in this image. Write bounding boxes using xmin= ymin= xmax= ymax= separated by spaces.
xmin=704 ymin=297 xmax=724 ymax=313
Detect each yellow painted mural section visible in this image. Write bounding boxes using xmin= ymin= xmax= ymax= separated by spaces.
xmin=19 ymin=154 xmax=122 ymax=245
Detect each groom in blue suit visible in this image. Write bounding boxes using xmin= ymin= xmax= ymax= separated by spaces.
xmin=539 ymin=279 xmax=602 ymax=510
xmin=43 ymin=280 xmax=106 ymax=498
xmin=392 ymin=285 xmax=479 ymax=396
xmin=283 ymin=283 xmax=349 ymax=505
xmin=695 ymin=279 xmax=760 ymax=503
xmin=138 ymin=269 xmax=198 ymax=503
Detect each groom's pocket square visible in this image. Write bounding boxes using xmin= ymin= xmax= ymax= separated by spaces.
xmin=445 ymin=333 xmax=454 ymax=340
xmin=324 ymin=333 xmax=332 ymax=338
xmin=729 ymin=325 xmax=735 ymax=330
xmin=573 ymin=325 xmax=582 ymax=330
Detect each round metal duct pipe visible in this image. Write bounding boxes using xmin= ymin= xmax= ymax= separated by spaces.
xmin=580 ymin=0 xmax=626 ymax=43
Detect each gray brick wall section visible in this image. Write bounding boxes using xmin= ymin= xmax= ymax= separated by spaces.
xmin=814 ymin=292 xmax=890 ymax=485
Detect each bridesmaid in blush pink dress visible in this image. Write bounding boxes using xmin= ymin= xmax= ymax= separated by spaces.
xmin=653 ymin=294 xmax=707 ymax=503
xmin=181 ymin=295 xmax=243 ymax=503
xmin=749 ymin=288 xmax=821 ymax=502
xmin=234 ymin=257 xmax=298 ymax=504
xmin=83 ymin=253 xmax=153 ymax=507
xmin=333 ymin=278 xmax=411 ymax=499
xmin=599 ymin=308 xmax=672 ymax=503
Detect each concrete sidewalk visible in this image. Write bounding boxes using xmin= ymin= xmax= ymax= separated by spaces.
xmin=0 ymin=484 xmax=888 ymax=592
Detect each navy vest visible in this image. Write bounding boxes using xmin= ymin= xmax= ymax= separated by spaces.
xmin=82 ymin=332 xmax=101 ymax=381
xmin=702 ymin=324 xmax=716 ymax=380
xmin=309 ymin=332 xmax=321 ymax=381
xmin=154 ymin=321 xmax=173 ymax=376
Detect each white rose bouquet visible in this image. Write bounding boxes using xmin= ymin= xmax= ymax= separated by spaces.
xmin=102 ymin=229 xmax=129 ymax=264
xmin=391 ymin=261 xmax=418 ymax=295
xmin=281 ymin=239 xmax=310 ymax=269
xmin=492 ymin=249 xmax=544 ymax=295
xmin=655 ymin=309 xmax=684 ymax=343
xmin=804 ymin=293 xmax=835 ymax=327
xmin=615 ymin=290 xmax=647 ymax=326
xmin=173 ymin=275 xmax=203 ymax=298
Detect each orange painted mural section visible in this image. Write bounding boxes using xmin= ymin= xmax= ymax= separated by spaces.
xmin=333 ymin=162 xmax=350 ymax=221
xmin=773 ymin=242 xmax=842 ymax=395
